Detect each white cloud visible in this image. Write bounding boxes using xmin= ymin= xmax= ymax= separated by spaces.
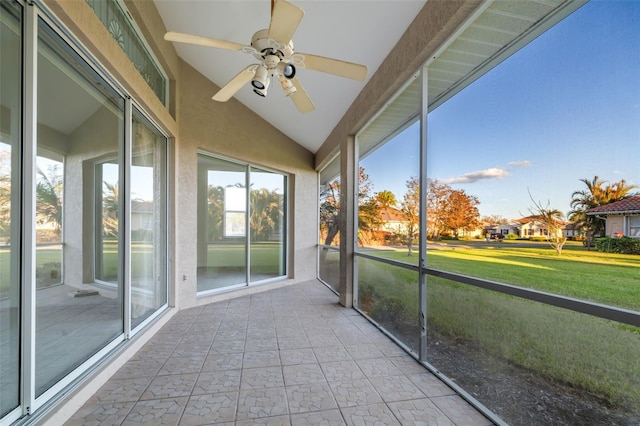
xmin=441 ymin=167 xmax=510 ymax=184
xmin=508 ymin=160 xmax=532 ymax=167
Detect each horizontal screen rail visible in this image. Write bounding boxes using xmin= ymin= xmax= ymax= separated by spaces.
xmin=355 ymin=251 xmax=420 ymax=272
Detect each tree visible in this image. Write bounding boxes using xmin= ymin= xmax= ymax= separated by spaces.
xmin=529 ymin=192 xmax=567 ymax=255
xmin=400 ymin=177 xmax=419 ymax=256
xmin=442 ymin=189 xmax=480 ymax=238
xmin=569 ymin=176 xmax=639 ymax=247
xmin=375 ymin=190 xmax=397 ymax=214
xmin=207 ymin=185 xmax=225 ymax=241
xmin=426 ymin=179 xmax=481 ymax=240
xmin=426 ymin=179 xmax=449 ymax=240
xmin=356 ymin=168 xmax=381 ymax=244
xmin=319 ymin=176 xmax=340 ymax=247
xmin=102 ymin=181 xmax=119 ymax=238
xmin=250 ymin=187 xmax=283 ymax=241
xmin=36 ymin=165 xmax=63 ymax=238
xmin=319 ymin=166 xmax=378 ymax=248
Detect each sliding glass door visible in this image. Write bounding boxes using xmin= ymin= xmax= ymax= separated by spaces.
xmin=130 ymin=108 xmax=168 ymax=328
xmin=0 ymin=0 xmax=22 ymax=418
xmin=197 ymin=154 xmax=287 ymax=293
xmin=36 ymin=17 xmax=125 ymax=397
xmin=250 ymin=168 xmax=286 ymax=281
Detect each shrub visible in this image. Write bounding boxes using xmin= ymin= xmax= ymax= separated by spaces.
xmin=505 ymin=233 xmax=518 ymax=240
xmin=529 ymin=236 xmax=548 ymax=242
xmin=594 ymin=237 xmax=640 ymax=255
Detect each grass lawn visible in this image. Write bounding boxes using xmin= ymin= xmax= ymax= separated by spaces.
xmin=356 ymin=242 xmax=640 ymax=414
xmin=358 ymin=241 xmax=640 ymax=311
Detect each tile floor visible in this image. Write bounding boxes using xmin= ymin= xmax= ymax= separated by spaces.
xmin=67 ymin=280 xmax=492 ymax=425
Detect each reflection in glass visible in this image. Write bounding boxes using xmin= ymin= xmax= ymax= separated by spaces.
xmin=197 ymin=155 xmax=247 ymax=291
xmin=35 ymin=155 xmax=64 ymax=289
xmin=319 ymin=156 xmax=341 ymax=247
xmin=35 ymin=18 xmax=124 ymax=396
xmin=95 ymin=161 xmax=119 ymax=283
xmin=250 ymin=168 xmax=286 ymax=282
xmin=131 ymin=109 xmax=168 ymax=328
xmin=0 ymin=0 xmax=21 ymax=416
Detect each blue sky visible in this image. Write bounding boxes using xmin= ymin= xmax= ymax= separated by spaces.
xmin=361 ymin=0 xmax=640 ymax=220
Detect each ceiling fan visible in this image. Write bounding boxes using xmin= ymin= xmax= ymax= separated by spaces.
xmin=164 ymin=0 xmax=368 ymax=113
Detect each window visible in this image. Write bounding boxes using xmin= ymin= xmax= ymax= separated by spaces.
xmin=197 ymin=154 xmax=287 ymax=293
xmin=629 ymin=216 xmax=640 ymax=238
xmin=85 ymin=0 xmax=168 ymax=104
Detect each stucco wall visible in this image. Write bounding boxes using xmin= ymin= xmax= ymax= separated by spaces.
xmin=44 ymin=0 xmax=319 ymax=311
xmin=175 ymin=59 xmax=318 ymax=308
xmin=605 ymin=216 xmax=624 ymax=237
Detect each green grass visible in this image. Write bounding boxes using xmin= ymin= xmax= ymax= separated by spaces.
xmin=355 ymin=244 xmax=640 ymax=414
xmin=359 ymin=242 xmax=640 ymax=311
xmin=1 ymin=241 xmax=285 ymax=298
xmin=205 ymin=242 xmax=283 ymax=270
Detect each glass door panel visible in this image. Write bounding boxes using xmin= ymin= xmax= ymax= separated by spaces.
xmin=35 ymin=18 xmax=124 ymax=397
xmin=95 ymin=161 xmax=119 ymax=284
xmin=0 ymin=0 xmax=22 ymax=417
xmin=197 ymin=155 xmax=247 ymax=291
xmin=131 ymin=109 xmax=167 ymax=328
xmin=249 ymin=168 xmax=286 ymax=281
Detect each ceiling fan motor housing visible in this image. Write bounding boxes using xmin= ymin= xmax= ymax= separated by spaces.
xmin=251 ymin=29 xmax=294 ymax=62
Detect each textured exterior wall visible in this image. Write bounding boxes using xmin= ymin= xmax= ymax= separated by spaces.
xmin=175 ymin=60 xmax=317 ymax=308
xmin=42 ymin=0 xmax=318 ymax=311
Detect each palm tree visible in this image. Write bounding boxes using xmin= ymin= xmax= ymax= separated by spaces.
xmin=102 ymin=181 xmax=119 ymax=238
xmin=569 ymin=176 xmax=638 ymax=247
xmin=250 ymin=187 xmax=282 ymax=241
xmin=207 ymin=185 xmax=225 ymax=241
xmin=35 ymin=165 xmax=63 ymax=237
xmin=375 ymin=190 xmax=397 ymax=232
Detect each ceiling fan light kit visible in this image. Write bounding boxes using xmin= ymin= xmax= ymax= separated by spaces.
xmin=164 ymin=0 xmax=368 ymax=112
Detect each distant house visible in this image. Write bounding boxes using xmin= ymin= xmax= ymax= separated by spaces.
xmin=131 ymin=201 xmax=154 ymax=240
xmin=585 ymin=196 xmax=640 ymax=238
xmin=379 ymin=207 xmax=408 ymax=234
xmin=515 ymin=215 xmax=564 ymax=239
xmin=482 ymin=222 xmax=519 ymax=239
xmin=563 ymin=222 xmax=581 ymax=239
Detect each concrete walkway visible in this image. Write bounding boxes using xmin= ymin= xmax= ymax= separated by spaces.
xmin=67 ymin=280 xmax=491 ymax=425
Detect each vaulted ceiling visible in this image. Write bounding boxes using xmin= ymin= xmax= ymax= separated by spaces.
xmin=155 ymin=0 xmax=584 ymax=154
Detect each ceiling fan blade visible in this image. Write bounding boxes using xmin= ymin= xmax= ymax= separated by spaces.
xmin=213 ymin=65 xmax=258 ymax=102
xmin=268 ymin=0 xmax=304 ymax=46
xmin=289 ymin=77 xmax=315 ymax=113
xmin=165 ymin=31 xmax=247 ymax=52
xmin=291 ymin=53 xmax=368 ymax=81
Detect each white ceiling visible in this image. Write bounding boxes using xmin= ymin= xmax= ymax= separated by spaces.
xmin=154 ymin=0 xmax=427 ymax=153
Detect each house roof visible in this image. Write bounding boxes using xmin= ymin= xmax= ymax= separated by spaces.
xmin=585 ymin=196 xmax=640 ymax=215
xmin=515 ymin=215 xmax=567 ymax=226
xmin=514 ymin=215 xmax=543 ymax=225
xmin=380 ymin=207 xmax=407 ymax=222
